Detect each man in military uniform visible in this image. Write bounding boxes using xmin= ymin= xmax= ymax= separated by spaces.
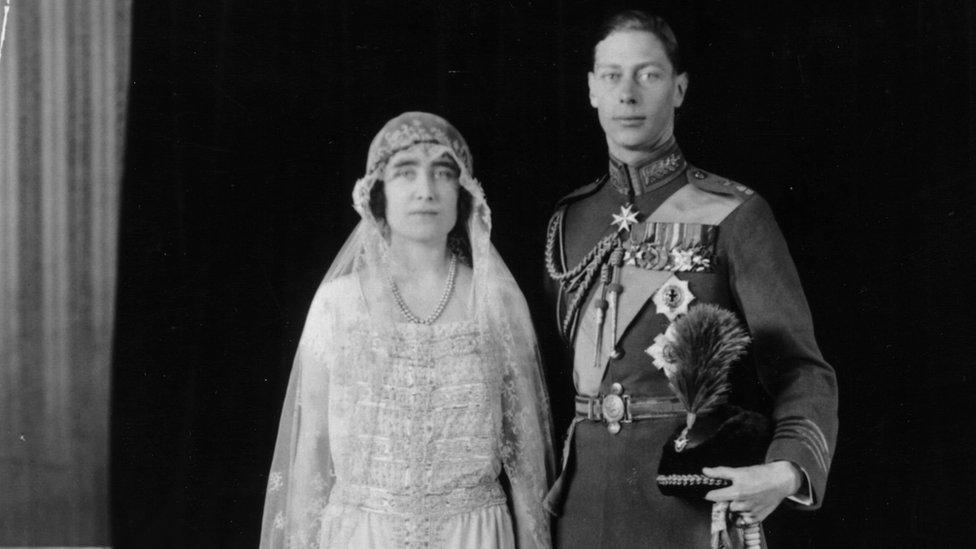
xmin=544 ymin=10 xmax=837 ymax=547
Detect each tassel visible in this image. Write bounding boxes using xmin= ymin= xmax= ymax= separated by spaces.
xmin=739 ymin=522 xmax=762 ymax=548
xmin=709 ymin=502 xmax=733 ymax=549
xmin=592 ymin=263 xmax=611 ymax=368
xmin=606 ymin=246 xmax=624 ymax=359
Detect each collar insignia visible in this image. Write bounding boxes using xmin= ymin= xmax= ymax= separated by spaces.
xmin=608 ymin=139 xmax=687 ymax=196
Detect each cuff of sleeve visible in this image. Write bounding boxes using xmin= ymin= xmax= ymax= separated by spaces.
xmin=786 ymin=463 xmax=813 ymax=506
xmin=766 ymin=436 xmax=828 ymax=509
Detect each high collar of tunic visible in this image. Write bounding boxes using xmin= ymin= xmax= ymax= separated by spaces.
xmin=608 ymin=137 xmax=687 ymax=197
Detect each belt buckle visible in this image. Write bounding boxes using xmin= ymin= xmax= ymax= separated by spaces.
xmin=601 ymin=383 xmax=629 ymax=434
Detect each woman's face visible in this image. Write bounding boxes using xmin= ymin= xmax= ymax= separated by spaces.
xmin=381 ymin=144 xmax=461 ymax=246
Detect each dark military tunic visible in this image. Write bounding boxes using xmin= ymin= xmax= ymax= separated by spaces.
xmin=545 ymin=139 xmax=837 ymax=548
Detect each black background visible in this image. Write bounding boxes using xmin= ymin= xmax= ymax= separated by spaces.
xmin=112 ymin=0 xmax=976 ymax=546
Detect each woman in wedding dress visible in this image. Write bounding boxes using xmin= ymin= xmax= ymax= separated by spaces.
xmin=259 ymin=112 xmax=554 ymax=548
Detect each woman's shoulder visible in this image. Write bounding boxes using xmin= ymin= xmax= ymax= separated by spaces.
xmin=311 ymin=273 xmax=361 ymax=309
xmin=484 ymin=271 xmax=529 ymax=305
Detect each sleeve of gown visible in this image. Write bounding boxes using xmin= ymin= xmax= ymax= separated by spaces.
xmin=723 ymin=195 xmax=838 ymax=510
xmin=260 ymin=284 xmax=336 ymax=548
xmin=497 ymin=280 xmax=556 ymax=549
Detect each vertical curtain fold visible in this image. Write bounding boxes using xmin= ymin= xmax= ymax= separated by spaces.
xmin=0 ymin=0 xmax=131 ymax=545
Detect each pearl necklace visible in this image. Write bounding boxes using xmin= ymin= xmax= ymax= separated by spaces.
xmin=388 ymin=253 xmax=458 ymax=325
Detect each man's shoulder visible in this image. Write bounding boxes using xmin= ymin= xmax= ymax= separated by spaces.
xmin=553 ymin=175 xmax=607 ymax=210
xmin=651 ymin=166 xmax=762 ymax=226
xmin=685 ymin=165 xmax=759 ymax=202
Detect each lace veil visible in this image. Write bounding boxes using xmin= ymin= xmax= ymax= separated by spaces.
xmin=260 ymin=112 xmax=554 ymax=548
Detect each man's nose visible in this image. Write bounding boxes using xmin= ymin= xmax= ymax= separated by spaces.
xmin=618 ymin=77 xmax=638 ymax=104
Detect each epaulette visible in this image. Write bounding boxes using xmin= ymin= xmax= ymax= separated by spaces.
xmin=686 ymin=165 xmax=757 ymax=200
xmin=553 ymin=175 xmax=607 ymax=209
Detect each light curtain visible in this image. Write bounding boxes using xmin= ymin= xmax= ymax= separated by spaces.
xmin=0 ymin=0 xmax=130 ymax=545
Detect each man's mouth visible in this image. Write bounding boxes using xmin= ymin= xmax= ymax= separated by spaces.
xmin=614 ymin=116 xmax=646 ymax=125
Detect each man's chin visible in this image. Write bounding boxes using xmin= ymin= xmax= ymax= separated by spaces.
xmin=608 ymin=130 xmax=656 ymax=149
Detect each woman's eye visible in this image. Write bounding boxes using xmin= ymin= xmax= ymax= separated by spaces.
xmin=434 ymin=168 xmax=458 ymax=180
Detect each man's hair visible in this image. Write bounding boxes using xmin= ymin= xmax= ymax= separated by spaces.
xmin=593 ymin=10 xmax=684 ymax=75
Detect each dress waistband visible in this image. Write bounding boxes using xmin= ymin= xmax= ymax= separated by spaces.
xmin=331 ymin=481 xmax=507 ymax=517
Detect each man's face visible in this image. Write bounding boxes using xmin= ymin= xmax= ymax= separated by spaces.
xmin=381 ymin=145 xmax=460 ymax=245
xmin=588 ymin=30 xmax=688 ymax=159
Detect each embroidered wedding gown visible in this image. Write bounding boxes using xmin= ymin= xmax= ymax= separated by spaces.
xmin=259 ymin=112 xmax=553 ymax=548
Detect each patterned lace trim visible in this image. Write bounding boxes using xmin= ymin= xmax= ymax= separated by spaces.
xmin=342 ymin=321 xmax=484 ymax=360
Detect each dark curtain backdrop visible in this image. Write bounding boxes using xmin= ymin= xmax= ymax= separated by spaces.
xmin=112 ymin=0 xmax=976 ymax=547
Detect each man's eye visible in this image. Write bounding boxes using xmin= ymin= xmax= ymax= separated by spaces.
xmin=393 ymin=168 xmax=414 ymax=178
xmin=638 ymin=71 xmax=662 ymax=82
xmin=600 ymin=72 xmax=620 ymax=82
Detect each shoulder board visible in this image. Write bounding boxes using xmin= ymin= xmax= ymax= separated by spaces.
xmin=554 ymin=175 xmax=607 ymax=209
xmin=686 ymin=165 xmax=757 ymax=200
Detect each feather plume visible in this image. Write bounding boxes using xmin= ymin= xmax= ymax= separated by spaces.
xmin=667 ymin=304 xmax=751 ymax=419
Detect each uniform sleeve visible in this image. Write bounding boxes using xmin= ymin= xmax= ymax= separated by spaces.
xmin=722 ymin=195 xmax=838 ymax=509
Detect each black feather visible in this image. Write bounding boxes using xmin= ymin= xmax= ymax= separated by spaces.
xmin=667 ymin=304 xmax=751 ymax=418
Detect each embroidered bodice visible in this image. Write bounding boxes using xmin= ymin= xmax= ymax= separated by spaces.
xmin=264 ymin=274 xmax=552 ymax=548
xmin=327 ymin=320 xmax=507 ymax=517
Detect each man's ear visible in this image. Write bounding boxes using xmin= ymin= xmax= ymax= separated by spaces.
xmin=588 ymin=71 xmax=599 ymax=108
xmin=673 ymin=72 xmax=689 ymax=108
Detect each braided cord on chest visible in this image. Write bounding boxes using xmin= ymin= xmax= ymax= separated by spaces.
xmin=545 ymin=209 xmax=618 ymax=338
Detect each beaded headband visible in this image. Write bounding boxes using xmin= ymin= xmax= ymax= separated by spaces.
xmin=364 ymin=112 xmax=473 ymax=178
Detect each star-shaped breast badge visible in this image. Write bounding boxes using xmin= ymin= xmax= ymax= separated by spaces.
xmin=611 ymin=204 xmax=640 ymax=233
xmin=653 ymin=274 xmax=694 ymax=321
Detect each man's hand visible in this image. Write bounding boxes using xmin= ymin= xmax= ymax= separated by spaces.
xmin=702 ymin=461 xmax=801 ymax=523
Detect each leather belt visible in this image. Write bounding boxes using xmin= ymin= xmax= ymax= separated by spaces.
xmin=575 ymin=385 xmax=685 ymax=434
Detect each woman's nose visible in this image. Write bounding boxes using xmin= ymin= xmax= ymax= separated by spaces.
xmin=414 ymin=171 xmax=435 ymax=199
